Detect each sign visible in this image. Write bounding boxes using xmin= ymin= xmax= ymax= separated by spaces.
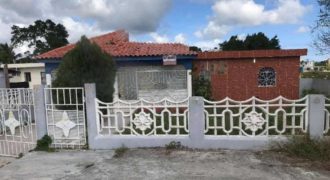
xmin=163 ymin=55 xmax=177 ymax=66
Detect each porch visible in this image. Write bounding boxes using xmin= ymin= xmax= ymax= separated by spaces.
xmin=114 ymin=65 xmax=192 ymax=101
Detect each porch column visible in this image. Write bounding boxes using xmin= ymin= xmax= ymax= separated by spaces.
xmin=113 ymin=75 xmax=119 ymax=101
xmin=187 ymin=70 xmax=192 ymax=97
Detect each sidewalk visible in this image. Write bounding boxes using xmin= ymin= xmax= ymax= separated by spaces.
xmin=0 ymin=149 xmax=329 ymax=180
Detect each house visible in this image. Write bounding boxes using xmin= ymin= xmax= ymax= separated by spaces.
xmin=195 ymin=49 xmax=307 ymax=100
xmin=36 ymin=30 xmax=196 ymax=101
xmin=300 ymin=60 xmax=314 ymax=72
xmin=36 ymin=30 xmax=307 ymax=101
xmin=0 ymin=63 xmax=45 ymax=88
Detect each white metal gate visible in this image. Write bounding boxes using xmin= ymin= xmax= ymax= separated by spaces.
xmin=44 ymin=88 xmax=86 ymax=149
xmin=0 ymin=89 xmax=36 ymax=157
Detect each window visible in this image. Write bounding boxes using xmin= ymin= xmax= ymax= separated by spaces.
xmin=258 ymin=67 xmax=276 ymax=87
xmin=24 ymin=72 xmax=31 ymax=82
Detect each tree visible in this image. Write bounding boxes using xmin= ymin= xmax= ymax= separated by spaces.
xmin=313 ymin=0 xmax=330 ymax=54
xmin=219 ymin=32 xmax=281 ymax=51
xmin=11 ymin=19 xmax=69 ymax=55
xmin=219 ymin=36 xmax=245 ymax=51
xmin=53 ymin=36 xmax=116 ymax=102
xmin=189 ymin=46 xmax=202 ymax=52
xmin=0 ymin=43 xmax=16 ymax=64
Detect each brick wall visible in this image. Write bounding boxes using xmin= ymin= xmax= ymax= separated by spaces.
xmin=193 ymin=57 xmax=301 ymax=100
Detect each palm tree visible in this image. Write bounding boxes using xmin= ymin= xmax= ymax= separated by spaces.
xmin=0 ymin=43 xmax=19 ymax=88
xmin=0 ymin=43 xmax=16 ymax=64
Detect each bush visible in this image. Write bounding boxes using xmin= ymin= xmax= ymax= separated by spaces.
xmin=53 ymin=36 xmax=116 ymax=102
xmin=35 ymin=135 xmax=53 ymax=151
xmin=193 ymin=78 xmax=212 ymax=100
xmin=273 ymin=136 xmax=330 ymax=161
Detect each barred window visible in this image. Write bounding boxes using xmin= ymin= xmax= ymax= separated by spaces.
xmin=258 ymin=67 xmax=276 ymax=87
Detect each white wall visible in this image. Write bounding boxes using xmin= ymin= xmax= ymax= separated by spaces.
xmin=4 ymin=63 xmax=45 ymax=88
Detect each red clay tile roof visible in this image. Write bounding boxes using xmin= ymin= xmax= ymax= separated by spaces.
xmin=36 ymin=30 xmax=195 ymax=59
xmin=197 ymin=49 xmax=307 ymax=59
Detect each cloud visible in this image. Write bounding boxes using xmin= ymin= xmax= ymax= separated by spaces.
xmin=150 ymin=33 xmax=169 ymax=43
xmin=50 ymin=0 xmax=172 ymax=33
xmin=195 ymin=22 xmax=230 ymax=39
xmin=193 ymin=39 xmax=222 ymax=50
xmin=196 ymin=0 xmax=310 ymax=39
xmin=297 ymin=26 xmax=310 ymax=33
xmin=174 ymin=33 xmax=186 ymax=43
xmin=0 ymin=0 xmax=172 ymax=44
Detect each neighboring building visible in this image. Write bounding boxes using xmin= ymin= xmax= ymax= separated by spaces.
xmin=36 ymin=30 xmax=195 ymax=101
xmin=0 ymin=63 xmax=45 ymax=88
xmin=36 ymin=30 xmax=307 ymax=101
xmin=300 ymin=60 xmax=314 ymax=72
xmin=195 ymin=49 xmax=307 ymax=100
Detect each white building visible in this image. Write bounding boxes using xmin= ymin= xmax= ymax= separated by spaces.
xmin=301 ymin=60 xmax=314 ymax=71
xmin=0 ymin=63 xmax=45 ymax=88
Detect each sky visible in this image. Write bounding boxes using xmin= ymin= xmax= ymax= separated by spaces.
xmin=0 ymin=0 xmax=328 ymax=61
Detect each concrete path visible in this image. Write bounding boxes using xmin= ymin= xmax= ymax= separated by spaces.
xmin=0 ymin=149 xmax=329 ymax=180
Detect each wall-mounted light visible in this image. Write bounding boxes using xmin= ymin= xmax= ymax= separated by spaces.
xmin=253 ymin=58 xmax=256 ymax=63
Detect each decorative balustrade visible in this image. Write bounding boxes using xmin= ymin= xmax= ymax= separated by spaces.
xmin=203 ymin=96 xmax=309 ymax=137
xmin=96 ymin=98 xmax=189 ymax=136
xmin=324 ymin=97 xmax=330 ymax=135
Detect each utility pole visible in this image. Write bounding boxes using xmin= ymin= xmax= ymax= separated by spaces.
xmin=3 ymin=64 xmax=10 ymax=88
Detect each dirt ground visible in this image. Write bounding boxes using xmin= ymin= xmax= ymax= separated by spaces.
xmin=0 ymin=148 xmax=330 ymax=180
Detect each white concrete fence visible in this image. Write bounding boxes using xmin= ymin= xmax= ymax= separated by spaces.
xmin=1 ymin=83 xmax=329 ymax=157
xmin=85 ymin=83 xmax=330 ymax=150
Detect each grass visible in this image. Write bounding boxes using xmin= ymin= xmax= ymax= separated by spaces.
xmin=165 ymin=141 xmax=182 ymax=150
xmin=113 ymin=146 xmax=128 ymax=158
xmin=272 ymin=136 xmax=330 ymax=161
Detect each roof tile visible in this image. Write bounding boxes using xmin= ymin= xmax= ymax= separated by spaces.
xmin=36 ymin=30 xmax=195 ymax=59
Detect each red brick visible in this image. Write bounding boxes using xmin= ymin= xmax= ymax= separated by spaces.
xmin=194 ymin=55 xmax=301 ymax=100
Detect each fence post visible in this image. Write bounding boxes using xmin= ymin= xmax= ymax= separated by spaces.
xmin=308 ymin=94 xmax=325 ymax=139
xmin=33 ymin=85 xmax=47 ymax=140
xmin=84 ymin=83 xmax=98 ymax=149
xmin=188 ymin=96 xmax=204 ymax=148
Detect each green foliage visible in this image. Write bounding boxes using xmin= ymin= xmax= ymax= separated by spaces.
xmin=11 ymin=19 xmax=69 ymax=55
xmin=189 ymin=46 xmax=202 ymax=52
xmin=220 ymin=32 xmax=281 ymax=51
xmin=273 ymin=136 xmax=330 ymax=161
xmin=301 ymin=88 xmax=329 ymax=98
xmin=0 ymin=43 xmax=15 ymax=64
xmin=313 ymin=0 xmax=330 ymax=54
xmin=302 ymin=89 xmax=321 ymax=97
xmin=114 ymin=146 xmax=128 ymax=158
xmin=35 ymin=135 xmax=53 ymax=152
xmin=53 ymin=36 xmax=116 ymax=102
xmin=165 ymin=141 xmax=182 ymax=150
xmin=301 ymin=71 xmax=330 ymax=80
xmin=193 ymin=78 xmax=212 ymax=100
xmin=220 ymin=36 xmax=245 ymax=51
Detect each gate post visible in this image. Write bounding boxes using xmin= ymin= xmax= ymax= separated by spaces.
xmin=308 ymin=94 xmax=325 ymax=139
xmin=33 ymin=85 xmax=47 ymax=139
xmin=188 ymin=96 xmax=205 ymax=148
xmin=84 ymin=83 xmax=98 ymax=149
